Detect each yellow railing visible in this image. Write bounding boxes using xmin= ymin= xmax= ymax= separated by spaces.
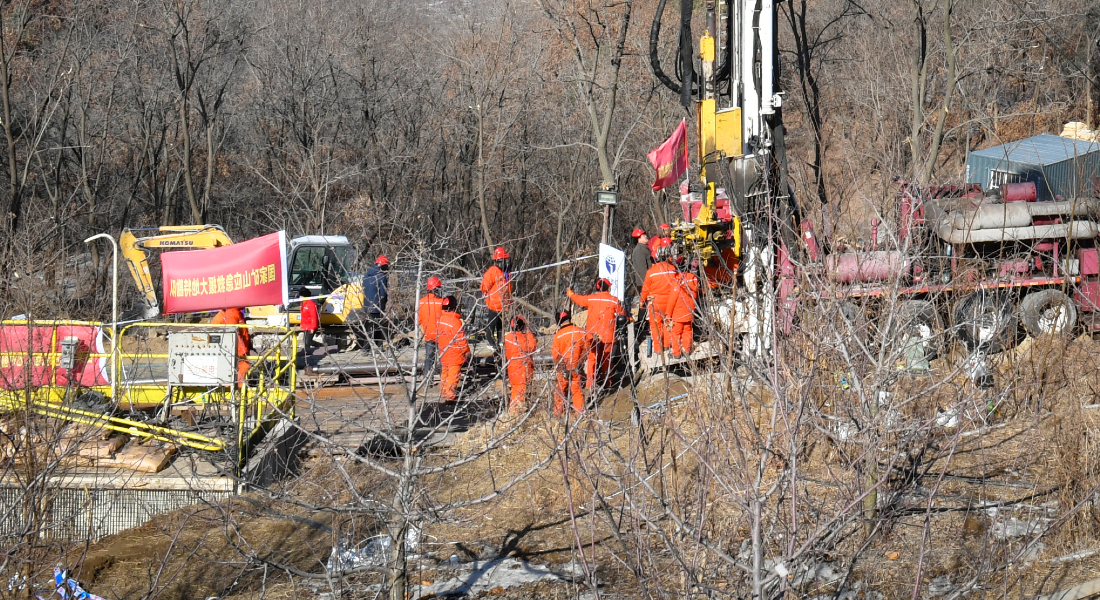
xmin=0 ymin=320 xmax=297 ymax=457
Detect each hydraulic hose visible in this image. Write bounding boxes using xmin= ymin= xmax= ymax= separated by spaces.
xmin=649 ymin=0 xmax=698 ymax=102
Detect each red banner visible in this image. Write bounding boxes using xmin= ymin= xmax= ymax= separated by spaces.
xmin=648 ymin=119 xmax=689 ymax=191
xmin=0 ymin=323 xmax=109 ymax=390
xmin=162 ymin=231 xmax=288 ymax=314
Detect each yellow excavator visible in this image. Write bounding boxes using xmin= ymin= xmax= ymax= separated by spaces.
xmin=119 ymin=225 xmax=366 ymax=348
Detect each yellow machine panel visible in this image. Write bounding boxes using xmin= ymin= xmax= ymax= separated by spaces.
xmin=714 ymin=108 xmax=742 ymax=158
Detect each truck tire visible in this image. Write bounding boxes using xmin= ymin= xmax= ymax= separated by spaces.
xmin=1019 ymin=289 xmax=1076 ymax=337
xmin=889 ymin=299 xmax=943 ymax=360
xmin=953 ymin=290 xmax=1017 ymax=353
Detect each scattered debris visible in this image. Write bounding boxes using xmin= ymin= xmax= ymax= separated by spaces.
xmin=936 ymin=407 xmax=960 ymax=428
xmin=963 ymin=352 xmax=993 ymax=388
xmin=928 ymin=575 xmax=953 ymax=596
xmin=413 ymin=558 xmax=576 ymax=599
xmin=1049 ymin=549 xmax=1098 ymax=564
xmin=327 ymin=536 xmax=392 ymax=573
xmin=1022 ymin=542 xmax=1046 ymax=566
xmin=35 ymin=567 xmax=107 ymax=600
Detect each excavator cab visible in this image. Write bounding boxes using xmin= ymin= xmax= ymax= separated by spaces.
xmin=286 ymin=237 xmax=355 ymax=301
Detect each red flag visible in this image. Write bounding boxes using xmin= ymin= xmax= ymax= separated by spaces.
xmin=161 ymin=231 xmax=289 ymax=314
xmin=647 ymin=119 xmax=689 ymax=191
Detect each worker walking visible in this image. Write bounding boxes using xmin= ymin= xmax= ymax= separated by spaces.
xmin=503 ymin=315 xmax=537 ymax=413
xmin=417 ymin=276 xmax=445 ymax=379
xmin=212 ymin=307 xmax=251 ymax=384
xmin=639 ymin=245 xmax=678 ymax=355
xmin=358 ymin=255 xmax=390 ymax=350
xmin=480 ymin=247 xmax=513 ymax=353
xmin=567 ymin=278 xmax=624 ymax=391
xmin=551 ymin=310 xmax=590 ymax=416
xmin=435 ymin=296 xmax=470 ymax=402
xmin=668 ymin=259 xmax=700 ymax=358
xmin=300 ymin=298 xmax=319 ymax=375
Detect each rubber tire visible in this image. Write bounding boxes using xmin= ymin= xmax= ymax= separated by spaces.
xmin=953 ymin=290 xmax=1017 ymax=353
xmin=889 ymin=299 xmax=943 ymax=360
xmin=1019 ymin=289 xmax=1077 ymax=337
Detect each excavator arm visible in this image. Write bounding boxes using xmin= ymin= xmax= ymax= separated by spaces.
xmin=120 ymin=225 xmax=234 ymax=318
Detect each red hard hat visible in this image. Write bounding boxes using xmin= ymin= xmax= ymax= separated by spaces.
xmin=375 ymin=255 xmax=389 ymax=266
xmin=660 ymin=237 xmax=671 ymax=247
xmin=659 ymin=223 xmax=670 ymax=231
xmin=493 ymin=247 xmax=509 ymax=260
xmin=597 ymin=277 xmax=612 ymax=290
xmin=426 ymin=276 xmax=442 ymax=291
xmin=631 ymin=228 xmax=645 ymax=238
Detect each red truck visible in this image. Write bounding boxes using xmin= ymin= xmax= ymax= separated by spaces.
xmin=791 ymin=179 xmax=1100 ymax=354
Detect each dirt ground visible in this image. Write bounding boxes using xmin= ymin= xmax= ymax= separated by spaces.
xmin=24 ymin=335 xmax=1100 ymax=599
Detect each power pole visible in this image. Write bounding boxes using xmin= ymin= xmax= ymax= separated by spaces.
xmin=596 ymin=189 xmax=618 ymax=245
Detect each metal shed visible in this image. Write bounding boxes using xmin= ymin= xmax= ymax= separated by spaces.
xmin=966 ymin=134 xmax=1100 ymax=201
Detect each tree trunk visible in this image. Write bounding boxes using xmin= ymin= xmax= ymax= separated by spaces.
xmin=180 ymin=99 xmax=201 ymax=224
xmin=475 ymin=104 xmax=493 ymax=248
xmin=921 ymin=0 xmax=957 ymax=184
xmin=0 ymin=30 xmax=20 ymax=238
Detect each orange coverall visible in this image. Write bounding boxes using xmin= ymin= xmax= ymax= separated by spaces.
xmin=435 ymin=311 xmax=470 ymax=401
xmin=212 ymin=308 xmax=250 ymax=383
xmin=417 ymin=294 xmax=445 ymax=341
xmin=567 ymin=289 xmax=624 ymax=389
xmin=639 ymin=261 xmax=678 ymax=353
xmin=551 ymin=323 xmax=590 ymax=415
xmin=418 ymin=293 xmax=445 ymax=376
xmin=504 ymin=329 xmax=537 ymax=411
xmin=667 ymin=271 xmax=699 ymax=357
xmin=479 ymin=265 xmax=513 ymax=313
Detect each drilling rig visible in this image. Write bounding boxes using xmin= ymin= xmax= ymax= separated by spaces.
xmin=650 ymin=0 xmax=800 ymax=357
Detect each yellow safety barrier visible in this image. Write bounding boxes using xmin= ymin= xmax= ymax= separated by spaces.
xmin=0 ymin=320 xmax=297 ymax=462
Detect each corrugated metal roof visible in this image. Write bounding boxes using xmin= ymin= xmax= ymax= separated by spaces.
xmin=970 ymin=133 xmax=1100 ymax=166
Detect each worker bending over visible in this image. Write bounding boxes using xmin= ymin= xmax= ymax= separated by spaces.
xmin=480 ymin=247 xmax=513 ymax=353
xmin=639 ymin=242 xmax=678 ymax=355
xmin=567 ymin=278 xmax=624 ymax=391
xmin=417 ymin=276 xmax=445 ymax=379
xmin=503 ymin=315 xmax=537 ymax=413
xmin=668 ymin=258 xmax=700 ymax=358
xmin=551 ymin=310 xmax=590 ymax=416
xmin=212 ymin=307 xmax=251 ymax=384
xmin=435 ymin=296 xmax=470 ymax=402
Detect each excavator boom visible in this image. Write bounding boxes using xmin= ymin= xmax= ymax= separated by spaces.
xmin=120 ymin=225 xmax=233 ymax=318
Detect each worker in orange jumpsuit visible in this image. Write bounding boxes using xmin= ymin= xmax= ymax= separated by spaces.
xmin=503 ymin=315 xmax=537 ymax=413
xmin=551 ymin=310 xmax=590 ymax=416
xmin=435 ymin=295 xmax=470 ymax=402
xmin=667 ymin=259 xmax=700 ymax=358
xmin=417 ymin=276 xmax=445 ymax=379
xmin=639 ymin=245 xmax=678 ymax=355
xmin=567 ymin=278 xmax=624 ymax=391
xmin=212 ymin=307 xmax=251 ymax=384
xmin=300 ymin=298 xmax=319 ymax=374
xmin=480 ymin=247 xmax=513 ymax=353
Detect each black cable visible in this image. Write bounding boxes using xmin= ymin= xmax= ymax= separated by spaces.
xmin=649 ymin=0 xmax=679 ymax=94
xmin=649 ymin=0 xmax=699 ymax=100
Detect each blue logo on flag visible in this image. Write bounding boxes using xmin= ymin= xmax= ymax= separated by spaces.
xmin=604 ymin=256 xmax=617 ymax=274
